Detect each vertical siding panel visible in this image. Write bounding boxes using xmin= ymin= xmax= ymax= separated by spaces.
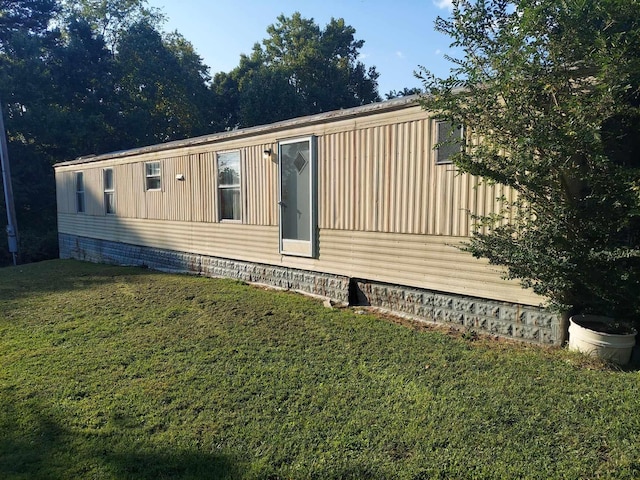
xmin=386 ymin=124 xmax=395 ymax=232
xmin=178 ymin=155 xmax=190 ymax=222
xmin=372 ymin=126 xmax=380 ymax=231
xmin=458 ymin=170 xmax=470 ymax=237
xmin=368 ymin=127 xmax=377 ymax=231
xmin=377 ymin=125 xmax=386 ymax=231
xmin=349 ymin=130 xmax=357 ymax=231
xmin=323 ymin=134 xmax=331 ymax=229
xmin=134 ymin=162 xmax=146 ymax=219
xmin=162 ymin=158 xmax=173 ymax=221
xmin=55 ymin=171 xmax=64 ymax=213
xmin=86 ymin=168 xmax=102 ymax=216
xmin=392 ymin=124 xmax=400 ymax=233
xmin=406 ymin=122 xmax=417 ymax=234
xmin=395 ymin=123 xmax=405 ymax=233
xmin=342 ymin=131 xmax=349 ymax=231
xmin=337 ymin=132 xmax=345 ymax=230
xmin=322 ymin=134 xmax=333 ymax=229
xmin=318 ymin=135 xmax=335 ymax=229
xmin=190 ymin=154 xmax=202 ymax=222
xmin=318 ymin=136 xmax=326 ymax=229
xmin=382 ymin=124 xmax=390 ymax=232
xmin=470 ymin=175 xmax=481 ymax=235
xmin=416 ymin=120 xmax=427 ymax=235
xmin=445 ymin=166 xmax=455 ymax=235
xmin=241 ymin=148 xmax=249 ymax=224
xmin=358 ymin=128 xmax=373 ymax=231
xmin=212 ymin=151 xmax=220 ymax=223
xmin=427 ymin=121 xmax=437 ymax=235
xmin=202 ymin=152 xmax=216 ymax=223
xmin=338 ymin=132 xmax=346 ymax=230
xmin=56 ymin=171 xmax=70 ymax=214
xmin=118 ymin=164 xmax=129 ymax=218
xmin=451 ymin=166 xmax=462 ymax=236
xmin=165 ymin=155 xmax=190 ymax=222
xmin=271 ymin=144 xmax=278 ymax=226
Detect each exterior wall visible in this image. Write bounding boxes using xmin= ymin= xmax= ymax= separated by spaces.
xmin=54 ymin=98 xmax=561 ymax=344
xmin=56 ymin=213 xmax=540 ymax=306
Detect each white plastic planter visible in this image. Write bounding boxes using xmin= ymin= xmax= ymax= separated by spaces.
xmin=568 ymin=315 xmax=637 ymax=365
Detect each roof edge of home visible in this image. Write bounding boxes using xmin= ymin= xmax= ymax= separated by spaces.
xmin=54 ymin=94 xmax=425 ymax=167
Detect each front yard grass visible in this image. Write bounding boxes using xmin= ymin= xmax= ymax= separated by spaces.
xmin=1 ymin=259 xmax=639 ymax=479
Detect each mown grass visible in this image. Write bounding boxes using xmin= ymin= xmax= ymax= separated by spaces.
xmin=1 ymin=259 xmax=639 ymax=479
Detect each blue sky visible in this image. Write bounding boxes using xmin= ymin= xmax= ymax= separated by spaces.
xmin=145 ymin=0 xmax=456 ymax=96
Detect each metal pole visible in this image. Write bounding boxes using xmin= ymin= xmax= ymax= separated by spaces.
xmin=0 ymin=96 xmax=19 ymax=265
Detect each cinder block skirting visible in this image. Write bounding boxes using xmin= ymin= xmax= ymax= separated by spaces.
xmin=59 ymin=233 xmax=561 ymax=345
xmin=354 ymin=280 xmax=560 ymax=345
xmin=58 ymin=234 xmax=350 ymax=303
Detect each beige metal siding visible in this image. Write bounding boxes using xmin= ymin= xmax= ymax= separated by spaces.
xmin=319 ymin=117 xmax=496 ymax=236
xmin=55 ymin=170 xmax=74 ymax=214
xmin=81 ymin=168 xmax=103 ymax=216
xmin=58 ymin=213 xmax=541 ymax=306
xmin=243 ymin=144 xmax=278 ymax=226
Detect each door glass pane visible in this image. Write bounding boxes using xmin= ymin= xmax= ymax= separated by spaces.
xmin=280 ymin=140 xmax=310 ymax=241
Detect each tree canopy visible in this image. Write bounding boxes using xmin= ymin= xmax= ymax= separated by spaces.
xmin=420 ymin=0 xmax=640 ymax=323
xmin=212 ymin=12 xmax=380 ymax=128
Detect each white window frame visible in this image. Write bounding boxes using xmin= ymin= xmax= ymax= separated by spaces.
xmin=104 ymin=168 xmax=115 ymax=215
xmin=216 ymin=150 xmax=242 ymax=222
xmin=75 ymin=171 xmax=85 ymax=214
xmin=145 ymin=161 xmax=161 ymax=191
xmin=435 ymin=120 xmax=464 ymax=165
xmin=278 ymin=136 xmax=317 ymax=258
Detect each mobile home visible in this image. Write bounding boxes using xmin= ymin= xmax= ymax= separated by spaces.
xmin=54 ymin=96 xmax=562 ymax=344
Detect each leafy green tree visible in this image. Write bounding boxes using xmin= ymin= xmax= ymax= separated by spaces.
xmin=419 ymin=0 xmax=640 ymax=324
xmin=113 ymin=21 xmax=214 ymax=147
xmin=385 ymin=87 xmax=422 ymax=100
xmin=47 ymin=18 xmax=119 ymax=158
xmin=0 ymin=0 xmax=60 ymax=263
xmin=211 ymin=45 xmax=305 ymax=129
xmin=58 ymin=0 xmax=162 ymax=49
xmin=214 ymin=12 xmax=380 ymax=128
xmin=0 ymin=0 xmax=57 ymax=44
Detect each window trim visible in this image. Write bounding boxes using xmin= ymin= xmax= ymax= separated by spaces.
xmin=104 ymin=167 xmax=115 ymax=215
xmin=75 ymin=171 xmax=85 ymax=214
xmin=216 ymin=150 xmax=242 ymax=222
xmin=145 ymin=161 xmax=162 ymax=191
xmin=434 ymin=120 xmax=464 ymax=165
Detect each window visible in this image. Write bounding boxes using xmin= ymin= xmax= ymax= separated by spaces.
xmin=435 ymin=120 xmax=464 ymax=164
xmin=145 ymin=161 xmax=161 ymax=190
xmin=75 ymin=172 xmax=85 ymax=213
xmin=104 ymin=168 xmax=115 ymax=214
xmin=217 ymin=151 xmax=241 ymax=221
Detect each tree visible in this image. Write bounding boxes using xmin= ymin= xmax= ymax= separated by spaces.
xmin=385 ymin=87 xmax=422 ymax=100
xmin=419 ymin=0 xmax=640 ymax=325
xmin=58 ymin=0 xmax=162 ymax=49
xmin=0 ymin=0 xmax=60 ymax=263
xmin=114 ymin=21 xmax=214 ymax=147
xmin=214 ymin=12 xmax=380 ymax=129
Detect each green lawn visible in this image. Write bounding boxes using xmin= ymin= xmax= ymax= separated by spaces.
xmin=1 ymin=260 xmax=639 ymax=479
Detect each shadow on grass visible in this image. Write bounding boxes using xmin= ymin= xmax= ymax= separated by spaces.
xmin=0 ymin=259 xmax=158 ymax=302
xmin=103 ymin=451 xmax=240 ymax=480
xmin=0 ymin=396 xmax=241 ymax=479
